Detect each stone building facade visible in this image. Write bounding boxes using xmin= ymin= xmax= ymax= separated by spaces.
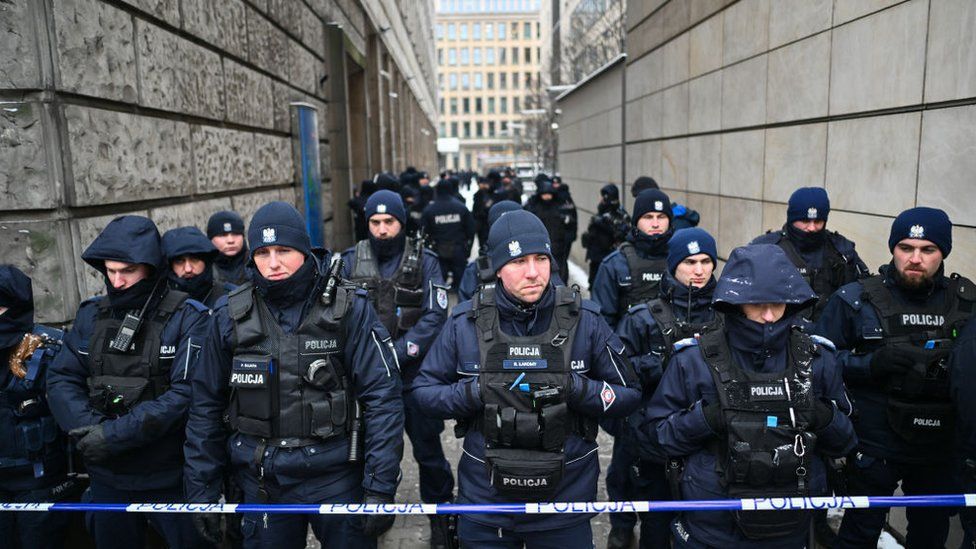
xmin=557 ymin=0 xmax=976 ymax=283
xmin=0 ymin=0 xmax=437 ymax=323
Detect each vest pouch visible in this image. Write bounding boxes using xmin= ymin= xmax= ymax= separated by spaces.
xmin=436 ymin=241 xmax=458 ymax=259
xmin=886 ymin=396 xmax=954 ymax=445
xmin=394 ymin=285 xmax=424 ymax=308
xmin=539 ymin=403 xmax=568 ymax=452
xmin=88 ymin=375 xmax=150 ymax=416
xmin=485 ymin=447 xmax=564 ymax=501
xmin=229 ymin=355 xmax=274 ymax=436
xmin=727 ymin=422 xmax=804 ymax=488
xmin=733 ymin=509 xmax=807 ymax=541
xmin=309 ymin=391 xmax=348 ymax=440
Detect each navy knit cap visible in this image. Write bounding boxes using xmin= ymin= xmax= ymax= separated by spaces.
xmin=668 ymin=228 xmax=717 ymax=275
xmin=206 ymin=210 xmax=245 ymax=238
xmin=787 ymin=187 xmax=830 ymax=223
xmin=631 ymin=176 xmax=659 ymax=197
xmin=373 ymin=172 xmax=400 ymax=191
xmin=632 ymin=189 xmax=673 ymax=225
xmin=487 ymin=210 xmax=553 ymax=273
xmin=248 ymin=201 xmax=311 ymax=257
xmin=600 ymin=184 xmax=619 ymax=199
xmin=365 ymin=190 xmax=407 ymax=225
xmin=162 ymin=227 xmax=218 ymax=263
xmin=888 ymin=207 xmax=952 ymax=257
xmin=488 ymin=200 xmax=522 ymax=227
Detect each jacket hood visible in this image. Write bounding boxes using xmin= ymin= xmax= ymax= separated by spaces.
xmin=161 ymin=226 xmax=218 ymax=263
xmin=82 ymin=215 xmax=164 ymax=275
xmin=713 ymin=244 xmax=817 ymax=310
xmin=0 ymin=265 xmax=34 ymax=349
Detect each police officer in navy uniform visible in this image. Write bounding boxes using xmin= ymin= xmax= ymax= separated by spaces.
xmin=411 ymin=210 xmax=642 ymax=548
xmin=0 ymin=266 xmax=73 ymax=549
xmin=581 ymin=184 xmax=631 ymax=286
xmin=608 ymin=228 xmax=720 ymax=549
xmin=422 ymin=181 xmax=476 ymax=292
xmin=162 ymin=226 xmax=226 ymax=309
xmin=341 ymin=190 xmax=455 ymax=547
xmin=47 ymin=215 xmax=212 ymax=549
xmin=751 ymin=187 xmax=868 ymax=321
xmin=208 ymin=211 xmax=249 ymax=287
xmin=458 ymin=200 xmax=522 ymax=303
xmin=950 ymin=314 xmax=976 ymax=547
xmin=184 ymin=201 xmax=404 ymax=548
xmin=592 ymin=188 xmax=675 ymax=334
xmin=815 ymin=207 xmax=971 ymax=548
xmin=525 ymin=176 xmax=575 ymax=284
xmin=647 ymin=244 xmax=855 ymax=548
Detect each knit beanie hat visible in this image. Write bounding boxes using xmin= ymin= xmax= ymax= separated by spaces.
xmin=248 ymin=201 xmax=311 ymax=257
xmin=787 ymin=187 xmax=830 ymax=224
xmin=365 ymin=190 xmax=407 ymax=226
xmin=632 ymin=189 xmax=673 ymax=225
xmin=487 ymin=210 xmax=553 ymax=273
xmin=488 ymin=200 xmax=522 ymax=227
xmin=207 ymin=210 xmax=246 ymax=238
xmin=667 ymin=228 xmax=717 ymax=274
xmin=631 ymin=176 xmax=659 ymax=197
xmin=888 ymin=207 xmax=952 ymax=257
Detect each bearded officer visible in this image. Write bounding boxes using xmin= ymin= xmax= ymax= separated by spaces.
xmin=340 ymin=190 xmax=455 ymax=547
xmin=410 ymin=209 xmax=641 ymax=548
xmin=647 ymin=244 xmax=855 ymax=548
xmin=607 ymin=228 xmax=721 ymax=549
xmin=184 ymin=201 xmax=404 ymax=548
xmin=47 ymin=215 xmax=211 ymax=548
xmin=751 ymin=187 xmax=868 ymax=321
xmin=162 ymin=226 xmax=225 ymax=308
xmin=815 ymin=207 xmax=972 ymax=548
xmin=0 ymin=266 xmax=74 ymax=548
xmin=208 ymin=211 xmax=249 ymax=287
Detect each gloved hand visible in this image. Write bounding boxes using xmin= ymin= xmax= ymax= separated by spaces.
xmin=701 ymin=402 xmax=725 ymax=435
xmin=810 ymin=399 xmax=835 ymax=432
xmin=192 ymin=513 xmax=223 ymax=545
xmin=69 ymin=424 xmax=112 ymax=463
xmin=869 ymin=346 xmax=915 ymax=380
xmin=361 ymin=491 xmax=396 ymax=538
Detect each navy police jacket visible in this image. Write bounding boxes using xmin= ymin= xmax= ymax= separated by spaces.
xmin=421 ymin=192 xmax=475 ymax=260
xmin=591 ymin=231 xmax=671 ymax=329
xmin=645 ymin=245 xmax=856 ymax=547
xmin=950 ymin=316 xmax=976 ymax=458
xmin=183 ymin=257 xmax=404 ymax=502
xmin=340 ymin=243 xmax=448 ymax=383
xmin=409 ymin=283 xmax=641 ymax=532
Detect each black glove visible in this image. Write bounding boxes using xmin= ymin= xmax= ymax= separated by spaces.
xmin=811 ymin=399 xmax=835 ymax=432
xmin=869 ymin=346 xmax=915 ymax=380
xmin=69 ymin=424 xmax=112 ymax=463
xmin=702 ymin=402 xmax=725 ymax=435
xmin=361 ymin=491 xmax=396 ymax=538
xmin=193 ymin=512 xmax=223 ymax=545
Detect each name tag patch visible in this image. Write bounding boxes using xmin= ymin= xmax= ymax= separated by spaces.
xmin=502 ymin=359 xmax=548 ymax=370
xmin=230 ymin=357 xmax=271 ymax=388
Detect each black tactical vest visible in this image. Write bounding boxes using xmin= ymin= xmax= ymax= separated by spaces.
xmin=349 ymin=238 xmax=424 ymax=338
xmin=775 ymin=232 xmax=859 ymax=320
xmin=646 ymin=298 xmax=722 ymax=365
xmin=700 ymin=327 xmax=819 ymax=540
xmin=859 ymin=273 xmax=975 ymax=446
xmin=476 ymin=255 xmax=496 ymax=292
xmin=619 ymin=242 xmax=668 ymax=312
xmin=471 ymin=286 xmax=596 ymax=501
xmin=226 ymin=282 xmax=353 ymax=445
xmin=88 ymin=290 xmax=187 ymax=417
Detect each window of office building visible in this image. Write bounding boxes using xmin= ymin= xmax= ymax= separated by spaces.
xmin=485 ymin=22 xmax=493 ymax=39
xmin=500 ymin=72 xmax=507 ymax=89
xmin=438 ymin=74 xmax=444 ymax=90
xmin=523 ymin=22 xmax=531 ymax=39
xmin=461 ymin=73 xmax=470 ymax=89
xmin=451 ymin=121 xmax=458 ymax=136
xmin=465 ymin=152 xmax=472 ymax=167
xmin=474 ymin=73 xmax=483 ymax=89
xmin=460 ymin=48 xmax=469 ymax=65
xmin=512 ymin=71 xmax=519 ymax=89
xmin=487 ymin=72 xmax=494 ymax=89
xmin=449 ymin=48 xmax=457 ymax=65
xmin=536 ymin=22 xmax=541 ymax=38
xmin=437 ymin=48 xmax=444 ymax=64
xmin=475 ymin=97 xmax=483 ymax=113
xmin=498 ymin=22 xmax=506 ymax=39
xmin=513 ymin=97 xmax=520 ymax=112
xmin=436 ymin=24 xmax=444 ymax=39
xmin=476 ymin=121 xmax=483 ymax=137
xmin=501 ymin=121 xmax=508 ymax=132
xmin=500 ymin=97 xmax=508 ymax=113
xmin=488 ymin=97 xmax=495 ymax=113
xmin=473 ymin=48 xmax=481 ymax=65
xmin=448 ymin=24 xmax=456 ymax=39
xmin=524 ymin=71 xmax=531 ymax=88
xmin=450 ymin=98 xmax=458 ymax=114
xmin=464 ymin=122 xmax=471 ymax=137
xmin=499 ymin=47 xmax=506 ymax=64
xmin=524 ymin=47 xmax=530 ymax=63
xmin=439 ymin=122 xmax=446 ymax=136
xmin=512 ymin=47 xmax=518 ymax=63
xmin=488 ymin=120 xmax=495 ymax=136
xmin=463 ymin=97 xmax=470 ymax=113
xmin=511 ymin=22 xmax=517 ymax=37
xmin=485 ymin=47 xmax=495 ymax=64
xmin=449 ymin=73 xmax=457 ymax=89
xmin=474 ymin=23 xmax=482 ymax=39
xmin=459 ymin=23 xmax=468 ymax=39
xmin=439 ymin=97 xmax=445 ymax=112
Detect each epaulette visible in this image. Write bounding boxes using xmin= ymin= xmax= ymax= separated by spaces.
xmin=580 ymin=299 xmax=602 ymax=315
xmin=80 ymin=295 xmax=103 ymax=308
xmin=835 ymin=282 xmax=865 ymax=311
xmin=184 ymin=298 xmax=211 ymax=313
xmin=452 ymin=299 xmax=474 ymax=318
xmin=626 ymin=303 xmax=649 ymax=314
xmin=353 ymin=287 xmax=370 ymax=298
xmin=673 ymin=337 xmax=699 ymax=352
xmin=810 ymin=334 xmax=836 ymax=352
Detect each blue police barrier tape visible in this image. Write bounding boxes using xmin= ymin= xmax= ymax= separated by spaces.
xmin=2 ymin=494 xmax=976 ymax=514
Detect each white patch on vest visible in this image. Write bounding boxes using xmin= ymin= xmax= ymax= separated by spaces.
xmin=807 ymin=207 xmax=818 ymax=219
xmin=509 ymin=346 xmax=541 ymax=357
xmin=377 ymin=204 xmax=387 ymax=213
xmin=913 ymin=417 xmax=941 ymax=428
xmin=304 ymin=339 xmax=338 ymax=351
xmin=223 ymin=222 xmax=232 ymax=232
xmin=642 ymin=272 xmax=663 ymax=282
xmin=159 ymin=345 xmax=176 ymax=355
xmin=570 ymin=360 xmax=586 ymax=371
xmin=751 ymin=385 xmax=785 ymax=398
xmin=262 ymin=227 xmax=276 ymax=243
xmin=909 ymin=224 xmax=925 ymax=239
xmin=901 ymin=314 xmax=944 ymax=326
xmin=434 ymin=213 xmax=461 ymax=224
xmin=654 ymin=200 xmax=663 ymax=210
xmin=230 ymin=372 xmax=265 ymax=386
xmin=503 ymin=477 xmax=548 ymax=488
xmin=687 ymin=240 xmax=700 ymax=254
xmin=601 ymin=381 xmax=616 ymax=411
xmin=508 ymin=240 xmax=522 ymax=257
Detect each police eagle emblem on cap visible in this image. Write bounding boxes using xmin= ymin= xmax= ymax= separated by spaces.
xmin=223 ymin=222 xmax=232 ymax=232
xmin=377 ymin=204 xmax=387 ymax=213
xmin=654 ymin=201 xmax=663 ymax=210
xmin=508 ymin=240 xmax=522 ymax=257
xmin=687 ymin=241 xmax=700 ymax=254
xmin=807 ymin=207 xmax=818 ymax=219
xmin=909 ymin=225 xmax=925 ymax=239
xmin=262 ymin=227 xmax=276 ymax=243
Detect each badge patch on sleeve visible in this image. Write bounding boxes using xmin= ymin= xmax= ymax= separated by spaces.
xmin=436 ymin=286 xmax=449 ymax=310
xmin=601 ymin=381 xmax=616 ymax=411
xmin=407 ymin=341 xmax=420 ymax=357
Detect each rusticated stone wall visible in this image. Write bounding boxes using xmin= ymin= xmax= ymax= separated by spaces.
xmin=0 ymin=0 xmax=436 ymax=323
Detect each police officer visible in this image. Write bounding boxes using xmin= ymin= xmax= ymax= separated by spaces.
xmin=0 ymin=266 xmax=73 ymax=549
xmin=592 ymin=189 xmax=675 ymax=329
xmin=184 ymin=201 xmax=404 ymax=548
xmin=581 ymin=184 xmax=631 ymax=286
xmin=341 ymin=191 xmax=455 ymax=546
xmin=647 ymin=244 xmax=855 ymax=548
xmin=815 ymin=207 xmax=971 ymax=548
xmin=551 ymin=176 xmax=579 ymax=282
xmin=208 ymin=210 xmax=249 ymax=287
xmin=950 ymin=316 xmax=976 ymax=546
xmin=458 ymin=200 xmax=523 ymax=303
xmin=349 ymin=179 xmax=378 ymax=242
xmin=526 ymin=176 xmax=575 ymax=284
xmin=630 ymin=176 xmax=658 ymax=198
xmin=608 ymin=228 xmax=720 ymax=549
xmin=47 ymin=215 xmax=211 ymax=549
xmin=422 ymin=182 xmax=476 ymax=292
xmin=401 ymin=185 xmax=426 ymax=236
xmin=751 ymin=187 xmax=868 ymax=321
xmin=410 ymin=210 xmax=642 ymax=548
xmin=472 ymin=176 xmax=498 ymax=252
xmin=162 ymin=226 xmax=225 ymax=308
